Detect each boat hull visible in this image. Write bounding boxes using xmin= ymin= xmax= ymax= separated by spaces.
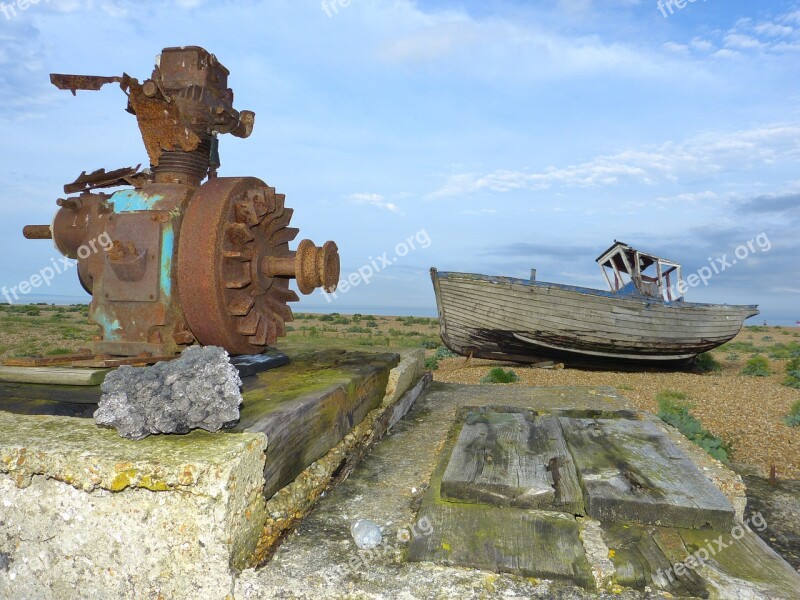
xmin=431 ymin=269 xmax=759 ymax=366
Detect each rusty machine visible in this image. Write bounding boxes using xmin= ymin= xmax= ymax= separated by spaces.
xmin=23 ymin=46 xmax=339 ymax=359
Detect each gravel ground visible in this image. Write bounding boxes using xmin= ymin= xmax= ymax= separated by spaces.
xmin=432 ymin=326 xmax=800 ymax=480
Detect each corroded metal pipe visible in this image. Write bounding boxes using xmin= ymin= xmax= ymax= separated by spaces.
xmin=23 ymin=225 xmax=53 ymax=240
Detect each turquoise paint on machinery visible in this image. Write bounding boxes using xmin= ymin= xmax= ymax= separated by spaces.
xmin=93 ymin=308 xmax=122 ymax=341
xmin=109 ymin=189 xmax=165 ymax=212
xmin=160 ymin=225 xmax=174 ymax=300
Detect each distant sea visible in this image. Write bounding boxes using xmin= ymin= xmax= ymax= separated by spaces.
xmin=7 ymin=294 xmax=798 ymax=325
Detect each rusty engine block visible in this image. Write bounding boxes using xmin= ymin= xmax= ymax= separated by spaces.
xmin=24 ymin=46 xmax=339 ymax=357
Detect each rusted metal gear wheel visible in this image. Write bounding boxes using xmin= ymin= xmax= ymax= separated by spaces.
xmin=177 ymin=177 xmax=338 ymax=355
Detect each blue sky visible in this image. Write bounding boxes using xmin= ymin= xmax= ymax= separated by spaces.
xmin=1 ymin=0 xmax=799 ymax=322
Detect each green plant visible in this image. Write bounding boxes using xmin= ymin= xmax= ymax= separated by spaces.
xmin=694 ymin=353 xmax=722 ymax=373
xmin=727 ymin=353 xmax=740 ymax=361
xmin=366 ymin=320 xmax=379 ymax=328
xmin=785 ymin=401 xmax=800 ymax=427
xmin=420 ymin=340 xmax=438 ymax=349
xmin=435 ymin=346 xmax=458 ymax=360
xmin=783 ymin=358 xmax=800 ymax=389
xmin=720 ymin=341 xmax=758 ymax=354
xmin=347 ymin=326 xmax=370 ymax=334
xmin=480 ymin=367 xmax=520 ymax=384
xmin=425 ymin=356 xmax=440 ymax=370
xmin=655 ymin=390 xmax=690 ymax=407
xmin=657 ymin=393 xmax=731 ymax=462
xmin=765 ymin=342 xmax=800 ymax=359
xmin=741 ymin=356 xmax=771 ymax=377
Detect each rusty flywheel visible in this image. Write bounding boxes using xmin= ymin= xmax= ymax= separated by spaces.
xmin=177 ymin=177 xmax=339 ymax=355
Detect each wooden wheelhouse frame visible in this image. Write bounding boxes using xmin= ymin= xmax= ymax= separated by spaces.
xmin=596 ymin=241 xmax=683 ymax=301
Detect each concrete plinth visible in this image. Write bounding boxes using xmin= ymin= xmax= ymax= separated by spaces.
xmin=0 ymin=417 xmax=266 ymax=600
xmin=0 ymin=349 xmax=428 ymax=600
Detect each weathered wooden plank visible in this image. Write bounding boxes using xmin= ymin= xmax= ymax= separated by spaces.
xmin=454 ymin=273 xmax=753 ymax=318
xmin=440 ymin=295 xmax=742 ymax=342
xmin=2 ymin=352 xmax=93 ymax=367
xmin=234 ymin=350 xmax=400 ymax=498
xmin=603 ymin=520 xmax=800 ymax=597
xmin=0 ymin=382 xmax=101 ymax=406
xmin=440 ymin=408 xmax=583 ymax=513
xmin=71 ymin=355 xmax=178 ymax=368
xmin=0 ymin=366 xmax=110 ymax=387
xmin=441 ymin=410 xmax=554 ymax=508
xmin=560 ymin=417 xmax=734 ymax=530
xmin=439 ymin=277 xmax=752 ymax=322
xmin=409 ymin=409 xmax=595 ymax=588
xmin=441 ymin=289 xmax=744 ymax=336
xmin=438 ymin=281 xmax=749 ymax=335
xmin=601 ymin=522 xmax=710 ymax=596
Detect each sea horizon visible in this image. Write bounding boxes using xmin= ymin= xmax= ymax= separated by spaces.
xmin=5 ymin=294 xmax=798 ymax=326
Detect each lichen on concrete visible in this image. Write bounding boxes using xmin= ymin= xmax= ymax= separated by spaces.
xmin=0 ymin=411 xmax=268 ymax=599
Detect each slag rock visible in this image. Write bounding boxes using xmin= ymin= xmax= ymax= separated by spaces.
xmin=94 ymin=345 xmax=243 ymax=440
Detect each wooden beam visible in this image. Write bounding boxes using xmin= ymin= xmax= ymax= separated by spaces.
xmin=440 ymin=409 xmax=583 ymax=513
xmin=559 ymin=417 xmax=734 ymax=530
xmin=3 ymin=352 xmax=93 ymax=367
xmin=0 ymin=366 xmax=110 ymax=387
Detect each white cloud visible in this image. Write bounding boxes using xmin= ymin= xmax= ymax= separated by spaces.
xmin=429 ymin=123 xmax=800 ymax=199
xmin=346 ymin=192 xmax=402 ymax=214
xmin=662 ymin=42 xmax=689 ymax=55
xmin=653 ymin=191 xmax=719 ymax=205
xmin=713 ymin=48 xmax=739 ymax=59
xmin=375 ymin=7 xmax=697 ymax=83
xmin=690 ymin=38 xmax=714 ymax=52
xmin=754 ymin=22 xmax=794 ymax=37
xmin=724 ymin=34 xmax=762 ymax=50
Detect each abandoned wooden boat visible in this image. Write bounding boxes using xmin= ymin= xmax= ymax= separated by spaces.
xmin=431 ymin=241 xmax=759 ymax=366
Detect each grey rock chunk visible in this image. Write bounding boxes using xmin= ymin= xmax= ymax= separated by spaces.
xmin=94 ymin=346 xmax=243 ymax=440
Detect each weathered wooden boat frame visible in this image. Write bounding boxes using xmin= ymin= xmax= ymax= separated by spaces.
xmin=431 ymin=242 xmax=759 ymax=367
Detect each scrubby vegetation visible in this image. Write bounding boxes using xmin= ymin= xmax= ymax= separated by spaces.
xmin=423 ymin=346 xmax=460 ymax=371
xmin=694 ymin=352 xmax=721 ymax=373
xmin=785 ymin=401 xmax=800 ymax=427
xmin=480 ymin=367 xmax=520 ymax=384
xmin=657 ymin=391 xmax=731 ymax=463
xmin=741 ymin=356 xmax=771 ymax=377
xmin=783 ymin=358 xmax=800 ymax=390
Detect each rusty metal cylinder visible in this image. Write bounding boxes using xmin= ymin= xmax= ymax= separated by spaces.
xmin=52 ymin=205 xmax=93 ymax=259
xmin=261 ymin=239 xmax=340 ymax=295
xmin=23 ymin=225 xmax=53 ymax=240
xmin=154 ymin=136 xmax=212 ymax=187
